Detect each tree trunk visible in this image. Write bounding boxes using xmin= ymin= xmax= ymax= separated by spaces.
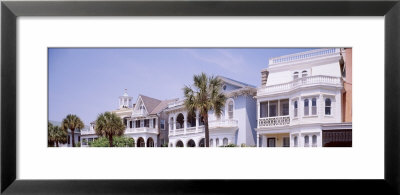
xmin=56 ymin=141 xmax=59 ymax=147
xmin=204 ymin=114 xmax=209 ymax=147
xmin=71 ymin=129 xmax=75 ymax=147
xmin=109 ymin=135 xmax=113 ymax=147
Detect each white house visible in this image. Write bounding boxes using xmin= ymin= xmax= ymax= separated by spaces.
xmin=164 ymin=76 xmax=257 ymax=147
xmin=255 ymin=48 xmax=352 ymax=147
xmin=81 ymin=90 xmax=176 ymax=147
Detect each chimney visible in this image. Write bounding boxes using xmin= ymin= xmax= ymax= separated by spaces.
xmin=261 ymin=69 xmax=269 ymax=86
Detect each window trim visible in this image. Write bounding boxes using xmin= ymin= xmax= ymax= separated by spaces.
xmin=226 ymin=98 xmax=235 ymax=119
xmin=325 ymin=97 xmax=332 ymax=116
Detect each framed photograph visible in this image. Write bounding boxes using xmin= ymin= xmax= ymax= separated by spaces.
xmin=2 ymin=0 xmax=400 ymax=194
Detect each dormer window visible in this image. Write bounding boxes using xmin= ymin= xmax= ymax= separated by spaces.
xmin=302 ymin=70 xmax=308 ymax=77
xmin=293 ymin=72 xmax=299 ymax=80
xmin=223 ymin=85 xmax=227 ymax=91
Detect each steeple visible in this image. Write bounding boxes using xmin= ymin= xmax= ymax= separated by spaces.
xmin=119 ymin=89 xmax=133 ymax=109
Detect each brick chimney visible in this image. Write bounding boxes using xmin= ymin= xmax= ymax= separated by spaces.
xmin=261 ymin=69 xmax=269 ymax=86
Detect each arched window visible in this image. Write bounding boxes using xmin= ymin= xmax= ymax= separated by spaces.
xmin=210 ymin=139 xmax=213 ymax=147
xmin=304 ymin=99 xmax=309 ymax=116
xmin=312 ymin=98 xmax=317 ymax=115
xmin=325 ymin=98 xmax=332 ymax=115
xmin=304 ymin=136 xmax=309 ymax=147
xmin=294 ymin=136 xmax=298 ymax=147
xmin=312 ymin=135 xmax=317 ymax=147
xmin=302 ymin=70 xmax=308 ymax=77
xmin=293 ymin=72 xmax=299 ymax=80
xmin=223 ymin=138 xmax=228 ymax=146
xmin=216 ymin=138 xmax=220 ymax=146
xmin=294 ymin=101 xmax=298 ymax=117
xmin=228 ymin=100 xmax=234 ymax=119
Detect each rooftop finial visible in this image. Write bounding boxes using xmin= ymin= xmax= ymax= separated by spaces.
xmin=123 ymin=89 xmax=128 ymax=96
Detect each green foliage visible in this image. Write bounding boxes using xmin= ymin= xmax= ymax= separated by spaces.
xmin=89 ymin=136 xmax=134 ymax=147
xmin=48 ymin=121 xmax=67 ymax=147
xmin=183 ymin=72 xmax=227 ymax=147
xmin=95 ymin=112 xmax=126 ymax=147
xmin=61 ymin=114 xmax=84 ymax=147
xmin=75 ymin=142 xmax=81 ymax=147
xmin=161 ymin=143 xmax=169 ymax=147
xmin=221 ymin=143 xmax=237 ymax=147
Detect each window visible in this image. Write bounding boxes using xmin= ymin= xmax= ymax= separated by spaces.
xmin=304 ymin=99 xmax=309 ymax=116
xmin=144 ymin=119 xmax=149 ymax=127
xmin=82 ymin=139 xmax=87 ymax=145
xmin=153 ymin=118 xmax=156 ymax=128
xmin=281 ymin=101 xmax=289 ymax=116
xmin=68 ymin=135 xmax=70 ymax=144
xmin=304 ymin=136 xmax=309 ymax=147
xmin=135 ymin=120 xmax=140 ymax=128
xmin=260 ymin=102 xmax=268 ymax=118
xmin=294 ymin=136 xmax=298 ymax=147
xmin=283 ymin=137 xmax=290 ymax=147
xmin=302 ymin=70 xmax=308 ymax=77
xmin=312 ymin=135 xmax=317 ymax=147
xmin=129 ymin=121 xmax=133 ymax=128
xmin=216 ymin=138 xmax=219 ymax=146
xmin=223 ymin=138 xmax=228 ymax=146
xmin=78 ymin=136 xmax=80 ymax=142
xmin=210 ymin=139 xmax=213 ymax=147
xmin=312 ymin=98 xmax=317 ymax=115
xmin=269 ymin=103 xmax=277 ymax=117
xmin=160 ymin=120 xmax=165 ymax=130
xmin=293 ymin=72 xmax=299 ymax=80
xmin=88 ymin=138 xmax=93 ymax=143
xmin=228 ymin=101 xmax=234 ymax=119
xmin=223 ymin=85 xmax=227 ymax=90
xmin=294 ymin=101 xmax=298 ymax=117
xmin=325 ymin=98 xmax=332 ymax=115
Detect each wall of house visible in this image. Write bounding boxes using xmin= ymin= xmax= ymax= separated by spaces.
xmin=343 ymin=48 xmax=352 ymax=122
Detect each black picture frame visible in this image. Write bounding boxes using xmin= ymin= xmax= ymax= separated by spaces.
xmin=1 ymin=0 xmax=399 ymax=194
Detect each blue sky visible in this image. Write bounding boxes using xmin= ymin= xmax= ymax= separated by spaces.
xmin=49 ymin=48 xmax=316 ymax=125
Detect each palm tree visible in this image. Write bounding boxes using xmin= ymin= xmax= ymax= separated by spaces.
xmin=94 ymin=112 xmax=125 ymax=147
xmin=183 ymin=73 xmax=226 ymax=147
xmin=48 ymin=122 xmax=55 ymax=147
xmin=53 ymin=125 xmax=68 ymax=147
xmin=61 ymin=114 xmax=84 ymax=147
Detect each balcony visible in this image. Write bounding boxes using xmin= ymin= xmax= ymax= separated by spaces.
xmin=257 ymin=75 xmax=342 ymax=96
xmin=258 ymin=116 xmax=290 ymax=128
xmin=81 ymin=130 xmax=96 ymax=135
xmin=132 ymin=109 xmax=147 ymax=117
xmin=125 ymin=127 xmax=158 ymax=134
xmin=269 ymin=48 xmax=340 ymax=65
xmin=209 ymin=119 xmax=238 ymax=129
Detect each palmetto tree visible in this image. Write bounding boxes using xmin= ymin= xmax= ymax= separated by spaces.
xmin=48 ymin=122 xmax=55 ymax=147
xmin=94 ymin=112 xmax=125 ymax=147
xmin=53 ymin=125 xmax=67 ymax=147
xmin=61 ymin=114 xmax=85 ymax=147
xmin=183 ymin=73 xmax=226 ymax=147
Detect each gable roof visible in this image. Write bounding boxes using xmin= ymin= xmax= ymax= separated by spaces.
xmin=138 ymin=94 xmax=162 ymax=114
xmin=150 ymin=98 xmax=179 ymax=115
xmin=217 ymin=76 xmax=256 ymax=88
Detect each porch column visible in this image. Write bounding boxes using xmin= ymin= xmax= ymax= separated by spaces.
xmin=278 ymin=99 xmax=281 ymax=116
xmin=184 ymin=118 xmax=187 ymax=134
xmin=155 ymin=118 xmax=158 ymax=129
xmin=262 ymin=135 xmax=267 ymax=147
xmin=257 ymin=133 xmax=260 ymax=147
xmin=126 ymin=119 xmax=129 ymax=128
xmin=195 ymin=115 xmax=199 ymax=133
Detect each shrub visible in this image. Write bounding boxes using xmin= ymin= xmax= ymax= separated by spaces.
xmin=89 ymin=136 xmax=135 ymax=147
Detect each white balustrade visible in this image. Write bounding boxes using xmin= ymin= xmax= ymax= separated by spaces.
xmin=258 ymin=116 xmax=290 ymax=127
xmin=269 ymin=48 xmax=339 ymax=65
xmin=258 ymin=75 xmax=342 ymax=96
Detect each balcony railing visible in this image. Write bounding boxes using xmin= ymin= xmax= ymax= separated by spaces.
xmin=258 ymin=75 xmax=342 ymax=96
xmin=209 ymin=119 xmax=238 ymax=129
xmin=125 ymin=127 xmax=158 ymax=134
xmin=81 ymin=130 xmax=96 ymax=135
xmin=258 ymin=116 xmax=290 ymax=127
xmin=132 ymin=109 xmax=147 ymax=117
xmin=167 ymin=99 xmax=184 ymax=108
xmin=269 ymin=48 xmax=340 ymax=65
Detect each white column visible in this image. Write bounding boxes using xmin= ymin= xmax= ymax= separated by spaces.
xmin=257 ymin=133 xmax=260 ymax=147
xmin=173 ymin=116 xmax=176 ymax=136
xmin=184 ymin=119 xmax=187 ymax=134
xmin=262 ymin=135 xmax=267 ymax=147
xmin=195 ymin=115 xmax=199 ymax=133
xmin=257 ymin=101 xmax=260 ymax=128
xmin=155 ymin=118 xmax=158 ymax=129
